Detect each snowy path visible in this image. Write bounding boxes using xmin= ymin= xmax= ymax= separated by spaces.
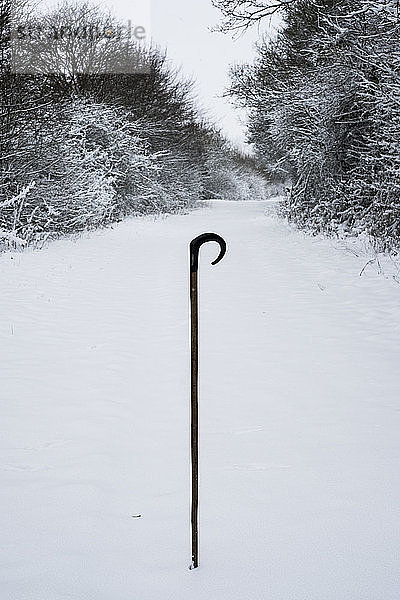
xmin=1 ymin=200 xmax=400 ymax=600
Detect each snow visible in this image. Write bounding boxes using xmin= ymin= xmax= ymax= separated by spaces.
xmin=1 ymin=199 xmax=400 ymax=600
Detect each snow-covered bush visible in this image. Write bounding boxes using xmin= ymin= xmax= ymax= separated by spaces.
xmin=1 ymin=0 xmax=270 ymax=250
xmin=205 ymin=165 xmax=267 ymax=201
xmin=0 ymin=182 xmax=36 ymax=248
xmin=227 ymin=0 xmax=400 ymax=249
xmin=0 ymin=97 xmax=211 ymax=247
xmin=203 ymin=143 xmax=268 ymax=201
xmin=41 ymin=99 xmax=161 ymax=229
xmin=1 ymin=99 xmax=157 ymax=246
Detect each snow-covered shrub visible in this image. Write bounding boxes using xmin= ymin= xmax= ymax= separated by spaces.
xmin=205 ymin=166 xmax=267 ymax=201
xmin=203 ymin=144 xmax=268 ymax=201
xmin=0 ymin=0 xmax=270 ymax=250
xmin=228 ymin=0 xmax=400 ymax=249
xmin=0 ymin=182 xmax=36 ymax=249
xmin=39 ymin=99 xmax=160 ymax=230
xmin=0 ymin=96 xmax=209 ymax=247
xmin=1 ymin=98 xmax=158 ymax=245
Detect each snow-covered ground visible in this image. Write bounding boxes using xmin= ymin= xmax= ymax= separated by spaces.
xmin=1 ymin=200 xmax=400 ymax=600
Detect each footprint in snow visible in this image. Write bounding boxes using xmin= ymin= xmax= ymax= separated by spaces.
xmin=8 ymin=440 xmax=70 ymax=452
xmin=229 ymin=463 xmax=291 ymax=472
xmin=232 ymin=426 xmax=264 ymax=435
xmin=2 ymin=463 xmax=53 ymax=472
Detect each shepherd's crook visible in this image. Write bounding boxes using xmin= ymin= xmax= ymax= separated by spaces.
xmin=189 ymin=233 xmax=227 ymax=570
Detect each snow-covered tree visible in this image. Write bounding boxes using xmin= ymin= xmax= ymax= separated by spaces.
xmin=1 ymin=0 xmax=269 ymax=249
xmin=226 ymin=0 xmax=400 ymax=248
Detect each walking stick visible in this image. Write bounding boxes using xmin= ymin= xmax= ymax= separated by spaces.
xmin=189 ymin=233 xmax=227 ymax=570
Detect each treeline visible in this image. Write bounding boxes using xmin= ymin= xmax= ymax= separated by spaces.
xmin=215 ymin=0 xmax=400 ymax=250
xmin=0 ymin=0 xmax=267 ymax=249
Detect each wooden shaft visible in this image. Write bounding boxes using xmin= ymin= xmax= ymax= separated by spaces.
xmin=190 ymin=269 xmax=199 ymax=569
xmin=188 ymin=232 xmax=225 ymax=570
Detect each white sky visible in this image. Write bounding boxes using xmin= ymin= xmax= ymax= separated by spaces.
xmin=104 ymin=0 xmax=262 ymax=148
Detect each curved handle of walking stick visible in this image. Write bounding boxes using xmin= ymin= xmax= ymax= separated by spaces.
xmin=190 ymin=233 xmax=227 ymax=273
